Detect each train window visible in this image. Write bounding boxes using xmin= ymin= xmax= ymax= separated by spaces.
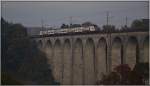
xmin=40 ymin=31 xmax=43 ymax=35
xmin=90 ymin=26 xmax=95 ymax=31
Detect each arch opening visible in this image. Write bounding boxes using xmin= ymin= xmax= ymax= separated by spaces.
xmin=53 ymin=39 xmax=63 ymax=83
xmin=73 ymin=38 xmax=84 ymax=85
xmin=84 ymin=38 xmax=95 ymax=84
xmin=96 ymin=37 xmax=107 ymax=81
xmin=126 ymin=37 xmax=138 ymax=69
xmin=111 ymin=37 xmax=123 ymax=70
xmin=45 ymin=40 xmax=53 ymax=66
xmin=62 ymin=39 xmax=72 ymax=84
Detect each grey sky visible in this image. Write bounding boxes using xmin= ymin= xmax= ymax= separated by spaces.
xmin=2 ymin=1 xmax=149 ymax=28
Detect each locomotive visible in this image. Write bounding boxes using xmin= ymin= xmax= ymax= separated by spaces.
xmin=39 ymin=25 xmax=96 ymax=35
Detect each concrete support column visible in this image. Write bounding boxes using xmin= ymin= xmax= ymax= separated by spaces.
xmin=96 ymin=38 xmax=107 ymax=81
xmin=53 ymin=40 xmax=63 ymax=83
xmin=83 ymin=38 xmax=96 ymax=85
xmin=72 ymin=38 xmax=84 ymax=85
xmin=107 ymin=45 xmax=111 ymax=72
xmin=94 ymin=39 xmax=98 ymax=82
xmin=51 ymin=39 xmax=55 ymax=73
xmin=106 ymin=35 xmax=112 ymax=73
xmin=70 ymin=37 xmax=73 ymax=84
xmin=44 ymin=40 xmax=53 ymax=70
xmin=122 ymin=40 xmax=127 ymax=64
xmin=82 ymin=39 xmax=86 ymax=85
xmin=62 ymin=39 xmax=72 ymax=85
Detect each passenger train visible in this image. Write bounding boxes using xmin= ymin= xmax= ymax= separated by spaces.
xmin=39 ymin=26 xmax=96 ymax=35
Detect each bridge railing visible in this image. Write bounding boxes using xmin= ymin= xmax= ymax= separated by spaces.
xmin=30 ymin=29 xmax=149 ymax=38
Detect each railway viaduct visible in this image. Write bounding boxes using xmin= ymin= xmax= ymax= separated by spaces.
xmin=31 ymin=31 xmax=149 ymax=85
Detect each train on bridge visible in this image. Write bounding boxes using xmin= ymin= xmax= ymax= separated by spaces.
xmin=39 ymin=26 xmax=96 ymax=35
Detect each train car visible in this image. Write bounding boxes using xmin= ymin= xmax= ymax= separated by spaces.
xmin=39 ymin=31 xmax=43 ymax=35
xmin=89 ymin=26 xmax=96 ymax=31
xmin=39 ymin=25 xmax=96 ymax=35
xmin=39 ymin=30 xmax=48 ymax=35
xmin=48 ymin=30 xmax=55 ymax=34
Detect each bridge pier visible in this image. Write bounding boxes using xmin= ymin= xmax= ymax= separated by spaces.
xmin=33 ymin=31 xmax=149 ymax=85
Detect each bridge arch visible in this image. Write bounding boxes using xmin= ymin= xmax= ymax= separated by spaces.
xmin=111 ymin=37 xmax=123 ymax=70
xmin=96 ymin=37 xmax=107 ymax=81
xmin=143 ymin=36 xmax=149 ymax=63
xmin=126 ymin=36 xmax=138 ymax=69
xmin=73 ymin=38 xmax=84 ymax=84
xmin=53 ymin=39 xmax=63 ymax=83
xmin=45 ymin=40 xmax=53 ymax=66
xmin=62 ymin=39 xmax=72 ymax=84
xmin=84 ymin=38 xmax=95 ymax=84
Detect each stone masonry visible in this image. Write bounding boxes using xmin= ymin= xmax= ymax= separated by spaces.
xmin=32 ymin=31 xmax=149 ymax=85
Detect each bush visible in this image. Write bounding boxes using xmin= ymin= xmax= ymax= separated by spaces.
xmin=97 ymin=64 xmax=146 ymax=85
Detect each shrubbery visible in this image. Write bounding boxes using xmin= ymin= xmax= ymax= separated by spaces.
xmin=96 ymin=63 xmax=149 ymax=85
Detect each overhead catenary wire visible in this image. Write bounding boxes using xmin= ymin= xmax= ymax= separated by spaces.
xmin=42 ymin=5 xmax=146 ymax=29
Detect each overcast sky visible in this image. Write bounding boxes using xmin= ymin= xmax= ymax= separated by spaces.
xmin=2 ymin=1 xmax=149 ymax=28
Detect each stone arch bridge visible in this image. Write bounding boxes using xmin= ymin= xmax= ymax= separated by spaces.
xmin=31 ymin=31 xmax=149 ymax=85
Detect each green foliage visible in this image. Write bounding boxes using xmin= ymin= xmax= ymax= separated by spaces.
xmin=131 ymin=19 xmax=149 ymax=30
xmin=97 ymin=64 xmax=146 ymax=85
xmin=1 ymin=18 xmax=57 ymax=85
xmin=133 ymin=62 xmax=149 ymax=80
xmin=131 ymin=19 xmax=144 ymax=29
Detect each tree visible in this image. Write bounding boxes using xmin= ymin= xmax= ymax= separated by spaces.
xmin=70 ymin=24 xmax=81 ymax=28
xmin=131 ymin=19 xmax=144 ymax=29
xmin=60 ymin=23 xmax=69 ymax=28
xmin=1 ymin=18 xmax=58 ymax=85
xmin=131 ymin=19 xmax=149 ymax=30
xmin=97 ymin=64 xmax=145 ymax=85
xmin=142 ymin=19 xmax=149 ymax=29
xmin=133 ymin=62 xmax=149 ymax=84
